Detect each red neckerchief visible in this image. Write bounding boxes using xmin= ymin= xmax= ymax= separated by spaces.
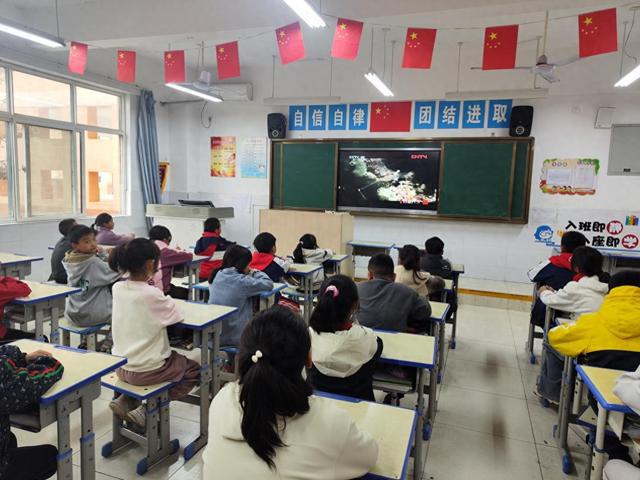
xmin=334 ymin=322 xmax=353 ymax=331
xmin=549 ymin=252 xmax=573 ymax=271
xmin=202 ymin=231 xmax=220 ymax=238
xmin=573 ymin=273 xmax=585 ymax=281
xmin=249 ymin=252 xmax=274 ymax=271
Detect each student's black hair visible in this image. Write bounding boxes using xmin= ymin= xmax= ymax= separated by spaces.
xmin=148 ymin=225 xmax=172 ymax=242
xmin=292 ymin=233 xmax=319 ymax=264
xmin=425 ymin=236 xmax=445 ymax=255
xmin=237 ymin=306 xmax=313 ymax=470
xmin=571 ymin=246 xmax=610 ymax=283
xmin=208 ymin=245 xmax=252 ymax=282
xmin=69 ymin=225 xmax=94 ymax=245
xmin=560 ymin=231 xmax=587 ymax=253
xmin=310 ymin=275 xmax=359 ymax=333
xmin=108 ymin=238 xmax=160 ymax=275
xmin=398 ymin=244 xmax=429 ymax=284
xmin=92 ymin=212 xmax=113 ymax=230
xmin=203 ymin=217 xmax=221 ymax=233
xmin=253 ymin=232 xmax=277 ymax=254
xmin=58 ymin=218 xmax=77 ymax=237
xmin=609 ymin=270 xmax=640 ymax=290
xmin=368 ymin=253 xmax=395 ymax=278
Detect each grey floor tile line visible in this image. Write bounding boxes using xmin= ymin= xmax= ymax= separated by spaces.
xmin=433 ymin=419 xmax=537 ymax=445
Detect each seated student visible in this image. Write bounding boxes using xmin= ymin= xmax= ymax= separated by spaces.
xmin=357 ymin=254 xmax=432 ymax=332
xmin=395 ymin=244 xmax=431 ymax=297
xmin=535 ymin=247 xmax=610 ymax=403
xmin=62 ymin=225 xmax=121 ymax=351
xmin=209 ymin=245 xmax=273 ymax=347
xmin=194 ymin=217 xmax=235 ymax=281
xmin=92 ymin=212 xmax=135 ymax=247
xmin=293 ymin=233 xmax=334 ymax=289
xmin=148 ymin=225 xmax=193 ymax=299
xmin=249 ymin=232 xmax=292 ymax=283
xmin=0 ymin=277 xmax=37 ymax=344
xmin=49 ymin=218 xmax=76 ymax=284
xmin=420 ymin=236 xmax=452 ymax=279
xmin=307 ymin=275 xmax=383 ymax=401
xmin=202 ymin=306 xmax=378 ymax=480
xmin=109 ymin=238 xmax=200 ymax=428
xmin=527 ymin=230 xmax=587 ymax=328
xmin=0 ymin=345 xmax=63 ymax=480
xmin=548 ymin=270 xmax=640 ymax=461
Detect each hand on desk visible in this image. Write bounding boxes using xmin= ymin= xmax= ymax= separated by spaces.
xmin=26 ymin=349 xmax=53 ymax=362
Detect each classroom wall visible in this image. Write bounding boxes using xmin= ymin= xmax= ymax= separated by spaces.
xmin=160 ymin=36 xmax=640 ymax=282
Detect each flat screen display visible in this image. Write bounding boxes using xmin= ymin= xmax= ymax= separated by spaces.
xmin=337 ymin=149 xmax=441 ymax=214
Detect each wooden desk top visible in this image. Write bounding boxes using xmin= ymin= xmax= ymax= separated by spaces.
xmin=10 ymin=339 xmax=126 ymax=406
xmin=323 ymin=394 xmax=416 ymax=480
xmin=452 ymin=263 xmax=465 ymax=274
xmin=430 ymin=301 xmax=449 ymax=323
xmin=0 ymin=253 xmax=44 ymax=266
xmin=9 ymin=281 xmax=82 ymax=305
xmin=375 ymin=331 xmax=436 ymax=369
xmin=576 ymin=365 xmax=634 ymax=413
xmin=174 ymin=299 xmax=237 ymax=330
xmin=327 ymin=254 xmax=350 ymax=263
xmin=444 ymin=279 xmax=453 ymax=291
xmin=288 ymin=263 xmax=323 ymax=275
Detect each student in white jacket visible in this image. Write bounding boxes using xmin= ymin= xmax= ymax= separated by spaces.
xmin=308 ymin=275 xmax=383 ymax=400
xmin=202 ymin=306 xmax=378 ymax=480
xmin=536 ymin=246 xmax=610 ymax=404
xmin=293 ymin=234 xmax=334 ymax=289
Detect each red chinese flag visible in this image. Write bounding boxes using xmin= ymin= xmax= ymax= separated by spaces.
xmin=370 ymin=101 xmax=412 ymax=132
xmin=402 ymin=28 xmax=437 ymax=69
xmin=164 ymin=50 xmax=185 ymax=83
xmin=482 ymin=25 xmax=519 ymax=70
xmin=68 ymin=41 xmax=88 ymax=75
xmin=117 ymin=50 xmax=136 ymax=83
xmin=276 ymin=22 xmax=305 ymax=64
xmin=331 ymin=18 xmax=364 ymax=60
xmin=579 ymin=8 xmax=618 ymax=58
xmin=216 ymin=41 xmax=241 ymax=80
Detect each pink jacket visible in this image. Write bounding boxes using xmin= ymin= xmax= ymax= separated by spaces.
xmin=95 ymin=226 xmax=134 ymax=246
xmin=150 ymin=240 xmax=193 ymax=294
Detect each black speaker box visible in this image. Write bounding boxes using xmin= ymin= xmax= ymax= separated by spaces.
xmin=509 ymin=106 xmax=534 ymax=137
xmin=268 ymin=113 xmax=287 ymax=139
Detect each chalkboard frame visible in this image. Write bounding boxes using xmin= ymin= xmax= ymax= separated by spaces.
xmin=270 ymin=137 xmax=534 ymax=224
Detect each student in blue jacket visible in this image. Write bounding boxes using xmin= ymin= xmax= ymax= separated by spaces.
xmin=209 ymin=245 xmax=274 ymax=347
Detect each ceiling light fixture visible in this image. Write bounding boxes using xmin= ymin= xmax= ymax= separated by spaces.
xmin=0 ymin=16 xmax=65 ymax=48
xmin=281 ymin=0 xmax=326 ymax=28
xmin=615 ymin=65 xmax=640 ymax=87
xmin=165 ymin=83 xmax=223 ymax=102
xmin=365 ymin=70 xmax=394 ymax=97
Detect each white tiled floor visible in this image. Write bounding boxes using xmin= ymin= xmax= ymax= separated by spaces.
xmin=15 ymin=302 xmax=590 ymax=479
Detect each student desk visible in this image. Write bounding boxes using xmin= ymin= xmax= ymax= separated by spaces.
xmin=0 ymin=252 xmax=43 ymax=279
xmin=173 ymin=300 xmax=237 ymax=461
xmin=348 ymin=241 xmax=395 ymax=278
xmin=287 ymin=263 xmax=323 ymax=323
xmin=319 ymin=392 xmax=417 ymax=480
xmin=374 ymin=330 xmax=436 ymax=480
xmin=325 ymin=253 xmax=351 ymax=275
xmin=576 ymin=365 xmax=634 ymax=480
xmin=8 ymin=281 xmax=82 ymax=342
xmin=190 ymin=281 xmax=287 ymax=310
xmin=173 ymin=255 xmax=209 ymax=300
xmin=429 ymin=301 xmax=450 ymax=384
xmin=10 ymin=339 xmax=126 ymax=480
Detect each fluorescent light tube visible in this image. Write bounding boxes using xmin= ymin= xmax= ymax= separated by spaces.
xmin=263 ymin=96 xmax=341 ymax=105
xmin=615 ymin=65 xmax=640 ymax=87
xmin=364 ymin=70 xmax=394 ymax=97
xmin=166 ymin=83 xmax=223 ymax=102
xmin=281 ymin=0 xmax=326 ymax=28
xmin=445 ymin=88 xmax=548 ymax=100
xmin=0 ymin=16 xmax=65 ymax=48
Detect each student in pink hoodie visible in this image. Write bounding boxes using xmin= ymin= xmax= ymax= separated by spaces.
xmin=92 ymin=213 xmax=135 ymax=246
xmin=148 ymin=225 xmax=193 ymax=300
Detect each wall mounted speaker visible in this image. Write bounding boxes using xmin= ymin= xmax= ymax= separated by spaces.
xmin=268 ymin=113 xmax=286 ymax=139
xmin=509 ymin=106 xmax=534 ymax=137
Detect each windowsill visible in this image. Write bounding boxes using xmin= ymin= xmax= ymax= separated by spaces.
xmin=0 ymin=213 xmax=133 ymax=227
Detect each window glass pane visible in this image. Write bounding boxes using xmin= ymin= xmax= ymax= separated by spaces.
xmin=0 ymin=122 xmax=9 ymax=218
xmin=76 ymin=87 xmax=120 ymax=129
xmin=0 ymin=69 xmax=7 ymax=111
xmin=84 ymin=131 xmax=121 ymax=215
xmin=16 ymin=124 xmax=73 ymax=217
xmin=12 ymin=71 xmax=71 ymax=121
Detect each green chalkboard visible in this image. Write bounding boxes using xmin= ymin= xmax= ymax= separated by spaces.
xmin=439 ymin=141 xmax=515 ymax=218
xmin=274 ymin=142 xmax=337 ymax=210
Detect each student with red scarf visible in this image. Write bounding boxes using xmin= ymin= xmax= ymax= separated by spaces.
xmin=193 ymin=217 xmax=235 ymax=281
xmin=0 ymin=277 xmax=36 ymax=344
xmin=248 ymin=232 xmax=292 ymax=283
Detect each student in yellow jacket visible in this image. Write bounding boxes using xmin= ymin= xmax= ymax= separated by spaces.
xmin=548 ymin=270 xmax=640 ymax=370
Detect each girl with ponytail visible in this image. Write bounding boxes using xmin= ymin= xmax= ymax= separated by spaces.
xmin=92 ymin=212 xmax=135 ymax=247
xmin=292 ymin=233 xmax=334 ymax=290
xmin=395 ymin=244 xmax=432 ymax=297
xmin=308 ymin=275 xmax=382 ymax=400
xmin=202 ymin=306 xmax=378 ymax=479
